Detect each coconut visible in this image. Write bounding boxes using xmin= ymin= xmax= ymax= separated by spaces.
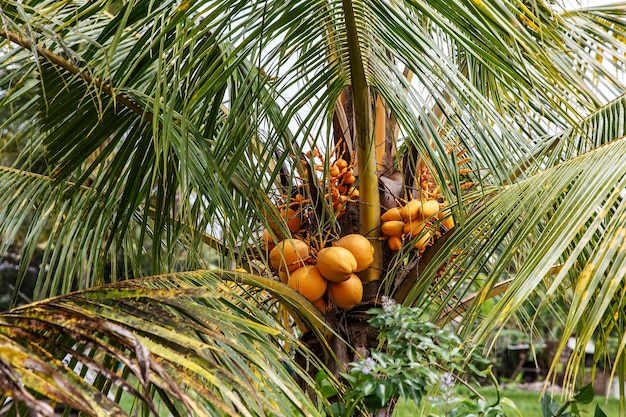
xmin=381 ymin=207 xmax=403 ymax=222
xmin=382 ymin=220 xmax=405 ymax=237
xmin=316 ymin=246 xmax=357 ymax=282
xmin=387 ymin=236 xmax=403 ymax=251
xmin=288 ymin=265 xmax=327 ymax=302
xmin=403 ymin=220 xmax=425 ymax=238
xmin=336 ymin=234 xmax=374 ymax=272
xmin=269 ymin=239 xmax=310 ymax=272
xmin=278 ymin=269 xmax=290 ymax=284
xmin=261 ymin=228 xmax=275 ymax=252
xmin=401 ymin=199 xmax=422 ymax=221
xmin=329 ymin=274 xmax=363 ymax=310
xmin=414 ymin=231 xmax=432 ymax=252
xmin=420 ymin=200 xmax=440 ymax=219
xmin=438 ymin=209 xmax=455 ymax=230
xmin=312 ymin=297 xmax=330 ymax=313
xmin=267 ymin=208 xmax=303 ymax=234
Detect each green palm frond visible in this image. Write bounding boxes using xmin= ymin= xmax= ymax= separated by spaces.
xmin=0 ymin=0 xmax=621 ymax=282
xmin=0 ymin=269 xmax=330 ymax=417
xmin=407 ymin=136 xmax=626 ymax=386
xmin=515 ymin=93 xmax=626 ymax=179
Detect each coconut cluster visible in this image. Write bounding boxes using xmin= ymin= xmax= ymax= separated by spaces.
xmin=378 ymin=144 xmax=464 ymax=253
xmin=263 ymin=153 xmax=360 ymax=243
xmin=309 ymin=149 xmax=359 ymax=217
xmin=267 ymin=234 xmax=374 ymax=312
xmin=381 ymin=199 xmax=454 ymax=253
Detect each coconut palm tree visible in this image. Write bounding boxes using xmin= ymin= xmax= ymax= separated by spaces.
xmin=2 ymin=0 xmax=626 ymax=415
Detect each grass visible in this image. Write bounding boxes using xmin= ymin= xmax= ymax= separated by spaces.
xmin=489 ymin=388 xmax=620 ymax=416
xmin=393 ymin=387 xmax=622 ymax=416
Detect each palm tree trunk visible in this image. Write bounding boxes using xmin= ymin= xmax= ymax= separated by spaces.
xmin=341 ymin=0 xmax=382 ymax=283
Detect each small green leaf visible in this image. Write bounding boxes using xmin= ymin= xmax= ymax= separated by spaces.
xmin=328 ymin=401 xmax=346 ymax=417
xmin=374 ymin=380 xmax=395 ymax=407
xmin=573 ymin=383 xmax=595 ymax=404
xmin=315 ymin=371 xmax=339 ymax=399
xmin=594 ymin=404 xmax=608 ymax=417
xmin=361 ymin=380 xmax=376 ymax=396
xmin=500 ymin=397 xmax=523 ymax=417
xmin=541 ymin=395 xmax=559 ymax=417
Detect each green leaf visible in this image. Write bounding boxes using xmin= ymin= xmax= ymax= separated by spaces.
xmin=0 ymin=270 xmax=326 ymax=416
xmin=500 ymin=397 xmax=524 ymax=417
xmin=316 ymin=371 xmax=339 ymax=399
xmin=573 ymin=383 xmax=595 ymax=405
xmin=360 ymin=380 xmax=376 ymax=397
xmin=328 ymin=401 xmax=346 ymax=417
xmin=541 ymin=395 xmax=560 ymax=417
xmin=594 ymin=404 xmax=608 ymax=417
xmin=374 ymin=380 xmax=395 ymax=408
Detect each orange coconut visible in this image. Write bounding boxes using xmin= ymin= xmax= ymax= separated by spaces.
xmin=316 ymin=246 xmax=357 ymax=282
xmin=387 ymin=236 xmax=403 ymax=251
xmin=283 ymin=208 xmax=303 ymax=232
xmin=381 ymin=207 xmax=403 ymax=222
xmin=336 ymin=234 xmax=374 ymax=272
xmin=382 ymin=220 xmax=405 ymax=237
xmin=438 ymin=209 xmax=455 ymax=230
xmin=403 ymin=220 xmax=425 ymax=238
xmin=267 ymin=208 xmax=303 ymax=234
xmin=401 ymin=199 xmax=422 ymax=221
xmin=288 ymin=265 xmax=328 ymax=302
xmin=261 ymin=228 xmax=275 ymax=252
xmin=420 ymin=200 xmax=440 ymax=220
xmin=343 ymin=175 xmax=356 ymax=185
xmin=414 ymin=231 xmax=432 ymax=252
xmin=278 ymin=269 xmax=290 ymax=284
xmin=335 ymin=158 xmax=348 ymax=169
xmin=269 ymin=239 xmax=310 ymax=272
xmin=312 ymin=297 xmax=330 ymax=313
xmin=329 ymin=274 xmax=363 ymax=310
xmin=442 ymin=216 xmax=455 ymax=230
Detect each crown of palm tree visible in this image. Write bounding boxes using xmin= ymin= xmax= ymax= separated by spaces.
xmin=2 ymin=0 xmax=626 ymax=415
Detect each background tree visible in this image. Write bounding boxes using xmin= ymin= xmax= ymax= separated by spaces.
xmin=2 ymin=0 xmax=626 ymax=415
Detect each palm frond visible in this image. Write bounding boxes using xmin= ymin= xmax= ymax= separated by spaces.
xmin=1 ymin=0 xmax=623 ymax=292
xmin=405 ymin=136 xmax=626 ymax=388
xmin=515 ymin=93 xmax=626 ymax=180
xmin=0 ymin=269 xmax=329 ymax=416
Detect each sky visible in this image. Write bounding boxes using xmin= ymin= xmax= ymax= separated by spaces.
xmin=562 ymin=0 xmax=625 ymax=7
